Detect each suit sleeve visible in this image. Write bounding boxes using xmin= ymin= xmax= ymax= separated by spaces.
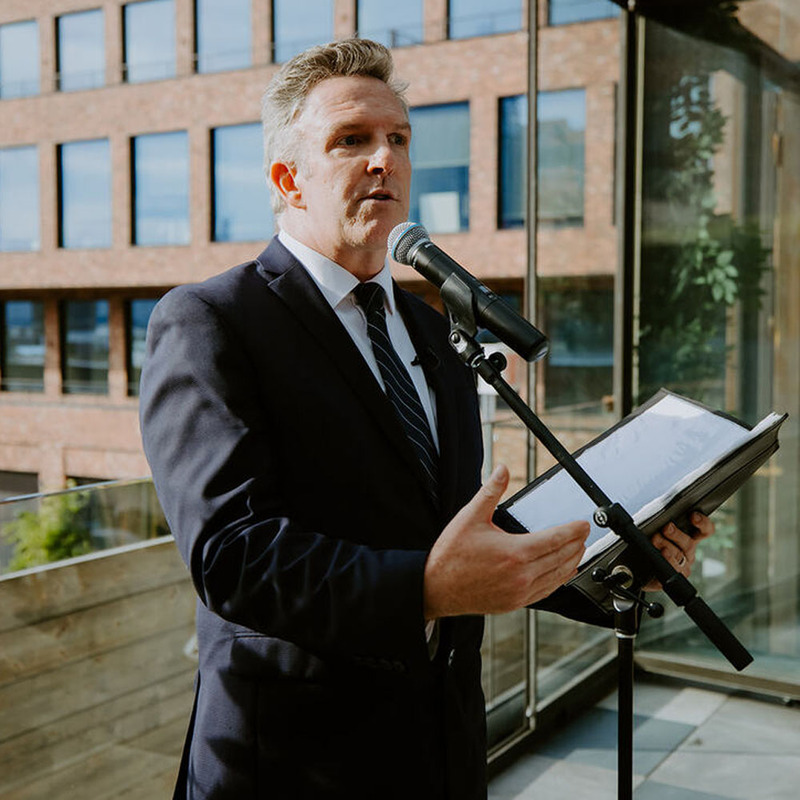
xmin=139 ymin=287 xmax=434 ymax=670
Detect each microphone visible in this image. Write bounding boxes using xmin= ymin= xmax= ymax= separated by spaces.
xmin=388 ymin=222 xmax=549 ymax=362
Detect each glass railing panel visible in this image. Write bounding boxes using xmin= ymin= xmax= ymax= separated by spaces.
xmin=0 ymin=478 xmax=169 ymax=576
xmin=0 ymin=480 xmax=195 ymax=798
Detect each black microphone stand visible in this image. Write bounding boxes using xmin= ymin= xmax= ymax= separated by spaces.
xmin=438 ymin=273 xmax=753 ymax=800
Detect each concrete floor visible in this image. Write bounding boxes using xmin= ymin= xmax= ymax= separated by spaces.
xmin=488 ymin=676 xmax=800 ymax=799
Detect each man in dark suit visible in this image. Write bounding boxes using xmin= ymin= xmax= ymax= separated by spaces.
xmin=140 ymin=38 xmax=709 ymax=800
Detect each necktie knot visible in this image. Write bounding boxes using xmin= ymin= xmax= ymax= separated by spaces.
xmin=352 ymin=281 xmax=385 ymax=318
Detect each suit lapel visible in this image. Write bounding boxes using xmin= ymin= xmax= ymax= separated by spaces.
xmin=255 ymin=239 xmax=439 ymax=509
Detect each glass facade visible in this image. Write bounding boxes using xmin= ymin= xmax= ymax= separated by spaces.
xmin=124 ymin=0 xmax=176 ymax=83
xmin=211 ymin=123 xmax=273 ymax=242
xmin=0 ymin=145 xmax=39 ymax=252
xmin=0 ymin=20 xmax=39 ymax=98
xmin=357 ymin=0 xmax=424 ymax=49
xmin=127 ymin=299 xmax=157 ymax=396
xmin=548 ymin=0 xmax=620 ymax=26
xmin=272 ymin=0 xmax=334 ymax=63
xmin=632 ymin=6 xmax=800 ymax=692
xmin=195 ymin=0 xmax=251 ymax=74
xmin=57 ymin=9 xmax=105 ymax=92
xmin=409 ymin=103 xmax=470 ymax=234
xmin=540 ymin=277 xmax=614 ymax=413
xmin=59 ymin=139 xmax=112 ymax=249
xmin=1 ymin=300 xmax=45 ymax=393
xmin=132 ymin=131 xmax=190 ymax=246
xmin=61 ymin=300 xmax=109 ymax=395
xmin=449 ymin=0 xmax=522 ymax=40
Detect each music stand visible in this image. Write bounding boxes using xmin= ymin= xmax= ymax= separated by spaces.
xmin=438 ymin=273 xmax=753 ymax=800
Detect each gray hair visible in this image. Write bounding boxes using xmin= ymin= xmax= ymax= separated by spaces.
xmin=261 ymin=38 xmax=408 ymax=215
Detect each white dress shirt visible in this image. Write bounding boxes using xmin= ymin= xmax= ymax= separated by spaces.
xmin=278 ymin=230 xmax=439 ymax=450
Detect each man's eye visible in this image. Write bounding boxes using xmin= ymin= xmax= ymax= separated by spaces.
xmin=391 ymin=134 xmax=408 ymax=147
xmin=339 ymin=135 xmax=359 ymax=146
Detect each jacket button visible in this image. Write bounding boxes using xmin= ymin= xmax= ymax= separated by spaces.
xmin=448 ymin=648 xmax=456 ymax=667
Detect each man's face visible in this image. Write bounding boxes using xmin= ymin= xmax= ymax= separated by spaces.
xmin=277 ymin=75 xmax=412 ymax=276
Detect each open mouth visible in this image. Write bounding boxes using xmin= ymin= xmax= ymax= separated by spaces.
xmin=362 ymin=190 xmax=395 ymax=202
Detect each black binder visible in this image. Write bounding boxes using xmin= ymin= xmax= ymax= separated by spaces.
xmin=494 ymin=389 xmax=787 ymax=619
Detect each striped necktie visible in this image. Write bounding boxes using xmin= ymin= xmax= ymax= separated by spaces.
xmin=353 ymin=282 xmax=439 ymax=504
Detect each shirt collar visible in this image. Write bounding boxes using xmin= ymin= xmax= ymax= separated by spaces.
xmin=278 ymin=229 xmax=397 ymax=315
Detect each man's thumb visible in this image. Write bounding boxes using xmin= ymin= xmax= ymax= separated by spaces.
xmin=467 ymin=464 xmax=510 ymax=520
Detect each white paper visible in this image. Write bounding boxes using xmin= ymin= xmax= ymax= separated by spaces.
xmin=505 ymin=395 xmax=779 ymax=565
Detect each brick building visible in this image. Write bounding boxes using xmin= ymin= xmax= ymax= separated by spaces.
xmin=0 ymin=0 xmax=620 ymax=493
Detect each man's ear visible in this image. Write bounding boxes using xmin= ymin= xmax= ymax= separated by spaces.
xmin=270 ymin=162 xmax=305 ymax=209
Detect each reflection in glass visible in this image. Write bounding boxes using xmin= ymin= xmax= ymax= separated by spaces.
xmin=124 ymin=0 xmax=176 ymax=83
xmin=132 ymin=131 xmax=190 ymax=246
xmin=540 ymin=278 xmax=613 ymax=413
xmin=62 ymin=300 xmax=109 ymax=395
xmin=196 ymin=0 xmax=251 ymax=73
xmin=0 ymin=146 xmax=39 ymax=252
xmin=127 ymin=299 xmax=157 ymax=396
xmin=0 ymin=20 xmax=39 ymax=98
xmin=357 ymin=0 xmax=423 ymax=48
xmin=57 ymin=9 xmax=105 ymax=92
xmin=409 ymin=103 xmax=470 ymax=234
xmin=212 ymin=123 xmax=273 ymax=242
xmin=538 ymin=89 xmax=585 ymax=227
xmin=59 ymin=139 xmax=112 ymax=249
xmin=549 ymin=0 xmax=620 ymax=26
xmin=273 ymin=0 xmax=333 ymax=63
xmin=635 ymin=9 xmax=800 ymax=690
xmin=1 ymin=301 xmax=45 ymax=393
xmin=449 ymin=0 xmax=521 ymax=40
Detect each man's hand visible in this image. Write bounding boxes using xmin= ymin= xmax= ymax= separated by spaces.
xmin=644 ymin=511 xmax=715 ymax=590
xmin=423 ymin=464 xmax=589 ymax=620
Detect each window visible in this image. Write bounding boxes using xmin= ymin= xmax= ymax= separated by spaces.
xmin=127 ymin=299 xmax=157 ymax=395
xmin=539 ymin=89 xmax=585 ymax=227
xmin=0 ymin=146 xmax=39 ymax=252
xmin=124 ymin=0 xmax=175 ymax=83
xmin=132 ymin=131 xmax=190 ymax=246
xmin=0 ymin=20 xmax=39 ymax=98
xmin=498 ymin=95 xmax=527 ymax=229
xmin=409 ymin=103 xmax=470 ymax=234
xmin=548 ymin=0 xmax=620 ymax=26
xmin=449 ymin=0 xmax=521 ymax=40
xmin=539 ymin=278 xmax=613 ymax=412
xmin=356 ymin=0 xmax=423 ymax=48
xmin=195 ymin=0 xmax=251 ymax=73
xmin=61 ymin=300 xmax=109 ymax=395
xmin=58 ymin=139 xmax=112 ymax=248
xmin=57 ymin=9 xmax=105 ymax=92
xmin=1 ymin=300 xmax=45 ymax=392
xmin=499 ymin=91 xmax=586 ymax=228
xmin=212 ymin=123 xmax=274 ymax=242
xmin=272 ymin=0 xmax=333 ymax=63
xmin=0 ymin=471 xmax=38 ymax=500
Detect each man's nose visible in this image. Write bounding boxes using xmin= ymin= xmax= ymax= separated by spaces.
xmin=367 ymin=143 xmax=394 ymax=175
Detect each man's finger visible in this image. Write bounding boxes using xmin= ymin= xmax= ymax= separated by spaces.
xmin=458 ymin=463 xmax=510 ymax=523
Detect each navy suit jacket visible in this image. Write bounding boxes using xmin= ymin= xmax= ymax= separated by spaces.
xmin=140 ymin=238 xmax=487 ymax=799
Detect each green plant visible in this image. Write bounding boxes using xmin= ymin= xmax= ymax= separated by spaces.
xmin=5 ymin=486 xmax=93 ymax=571
xmin=637 ymin=66 xmax=770 ymax=407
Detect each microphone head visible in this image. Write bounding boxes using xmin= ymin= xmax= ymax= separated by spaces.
xmin=388 ymin=222 xmax=429 ymax=265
